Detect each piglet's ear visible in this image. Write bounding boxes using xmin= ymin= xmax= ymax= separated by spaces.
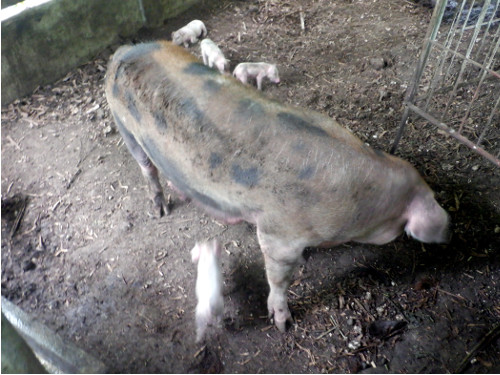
xmin=191 ymin=243 xmax=201 ymax=263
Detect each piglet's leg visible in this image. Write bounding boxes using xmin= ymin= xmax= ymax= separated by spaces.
xmin=118 ymin=123 xmax=170 ymax=217
xmin=257 ymin=229 xmax=304 ymax=332
xmin=256 ymin=75 xmax=263 ymax=91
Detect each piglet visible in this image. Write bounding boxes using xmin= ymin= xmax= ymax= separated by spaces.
xmin=191 ymin=239 xmax=224 ymax=342
xmin=233 ymin=62 xmax=280 ymax=90
xmin=200 ymin=39 xmax=229 ymax=74
xmin=172 ymin=20 xmax=207 ymax=48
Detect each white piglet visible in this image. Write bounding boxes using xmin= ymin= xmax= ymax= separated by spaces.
xmin=200 ymin=39 xmax=229 ymax=73
xmin=172 ymin=20 xmax=207 ymax=48
xmin=191 ymin=239 xmax=224 ymax=342
xmin=233 ymin=62 xmax=280 ymax=90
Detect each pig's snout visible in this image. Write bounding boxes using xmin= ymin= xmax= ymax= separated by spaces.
xmin=405 ymin=193 xmax=451 ymax=244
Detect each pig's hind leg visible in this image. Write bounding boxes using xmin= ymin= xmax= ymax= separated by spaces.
xmin=257 ymin=228 xmax=306 ymax=332
xmin=118 ymin=126 xmax=170 ymax=217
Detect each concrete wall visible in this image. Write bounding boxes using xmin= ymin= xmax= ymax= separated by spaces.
xmin=1 ymin=0 xmax=200 ymax=105
xmin=1 ymin=0 xmax=22 ymax=9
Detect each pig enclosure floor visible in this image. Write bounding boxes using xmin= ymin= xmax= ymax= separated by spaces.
xmin=2 ymin=0 xmax=499 ymax=373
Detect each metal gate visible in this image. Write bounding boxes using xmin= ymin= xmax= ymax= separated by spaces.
xmin=391 ymin=0 xmax=500 ymax=167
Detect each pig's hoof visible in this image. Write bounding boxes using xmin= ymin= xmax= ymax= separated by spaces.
xmin=275 ymin=318 xmax=287 ymax=333
xmin=153 ymin=193 xmax=171 ymax=217
xmin=269 ymin=307 xmax=293 ymax=332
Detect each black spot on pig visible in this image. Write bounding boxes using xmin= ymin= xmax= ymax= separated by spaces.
xmin=114 ymin=42 xmax=161 ymax=64
xmin=179 ymin=98 xmax=204 ymax=121
xmin=153 ymin=111 xmax=167 ymax=131
xmin=113 ymin=64 xmax=127 ymax=84
xmin=209 ymin=152 xmax=223 ymax=169
xmin=112 ymin=112 xmax=151 ymax=167
xmin=125 ymin=91 xmax=141 ymax=122
xmin=231 ymin=164 xmax=259 ymax=188
xmin=112 ymin=83 xmax=120 ymax=98
xmin=292 ymin=141 xmax=306 ymax=152
xmin=203 ymin=79 xmax=222 ymax=94
xmin=142 ymin=137 xmax=188 ymax=192
xmin=112 ymin=111 xmax=127 ymax=135
xmin=298 ymin=165 xmax=315 ymax=180
xmin=277 ymin=112 xmax=327 ymax=137
xmin=237 ymin=99 xmax=265 ymax=119
xmin=183 ymin=62 xmax=217 ymax=76
xmin=142 ymin=137 xmax=243 ymax=217
xmin=179 ymin=97 xmax=204 ymax=123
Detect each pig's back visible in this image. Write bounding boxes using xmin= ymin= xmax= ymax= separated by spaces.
xmin=106 ymin=41 xmax=412 ymax=232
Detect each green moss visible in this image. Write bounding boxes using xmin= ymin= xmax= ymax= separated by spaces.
xmin=1 ymin=0 xmax=201 ymax=105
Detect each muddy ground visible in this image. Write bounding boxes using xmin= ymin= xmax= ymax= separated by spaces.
xmin=2 ymin=0 xmax=499 ymax=373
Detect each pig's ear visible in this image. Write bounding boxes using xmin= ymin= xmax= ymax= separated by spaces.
xmin=191 ymin=244 xmax=200 ymax=262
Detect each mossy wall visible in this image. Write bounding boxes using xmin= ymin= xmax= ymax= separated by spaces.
xmin=1 ymin=0 xmax=200 ymax=105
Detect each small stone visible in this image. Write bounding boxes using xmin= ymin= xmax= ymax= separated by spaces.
xmin=348 ymin=340 xmax=361 ymax=350
xmin=370 ymin=57 xmax=386 ymax=70
xmin=22 ymin=260 xmax=36 ymax=272
xmin=103 ymin=125 xmax=114 ymax=136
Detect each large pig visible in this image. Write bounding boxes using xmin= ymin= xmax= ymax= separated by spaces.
xmin=105 ymin=41 xmax=450 ymax=332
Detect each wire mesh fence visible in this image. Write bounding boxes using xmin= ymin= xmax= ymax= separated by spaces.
xmin=392 ymin=0 xmax=500 ymax=167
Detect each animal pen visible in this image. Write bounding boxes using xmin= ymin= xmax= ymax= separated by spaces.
xmin=392 ymin=0 xmax=500 ymax=167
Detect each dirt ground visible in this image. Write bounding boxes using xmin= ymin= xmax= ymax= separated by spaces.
xmin=2 ymin=0 xmax=499 ymax=373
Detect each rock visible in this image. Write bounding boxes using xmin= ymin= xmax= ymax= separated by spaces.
xmin=370 ymin=57 xmax=387 ymax=70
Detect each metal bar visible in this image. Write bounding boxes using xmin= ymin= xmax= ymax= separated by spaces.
xmin=390 ymin=106 xmax=411 ymax=154
xmin=482 ymin=22 xmax=500 ymax=67
xmin=413 ymin=74 xmax=499 ymax=103
xmin=456 ymin=30 xmax=500 ymax=135
xmin=393 ymin=0 xmax=500 ymax=166
xmin=443 ymin=0 xmax=493 ymax=118
xmin=442 ymin=0 xmax=473 ymax=85
xmin=476 ymin=94 xmax=500 ymax=147
xmin=462 ymin=18 xmax=500 ymax=31
xmin=429 ymin=40 xmax=500 ymax=79
xmin=473 ymin=2 xmax=499 ymax=59
xmin=406 ymin=102 xmax=500 ymax=167
xmin=390 ymin=0 xmax=447 ymax=154
xmin=424 ymin=0 xmax=467 ymax=111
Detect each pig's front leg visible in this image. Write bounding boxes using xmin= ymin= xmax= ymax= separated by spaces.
xmin=257 ymin=229 xmax=304 ymax=332
xmin=255 ymin=74 xmax=264 ymax=90
xmin=201 ymin=51 xmax=209 ymax=66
